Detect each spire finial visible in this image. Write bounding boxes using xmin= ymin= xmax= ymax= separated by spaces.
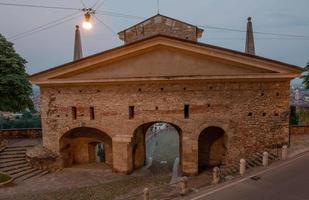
xmin=73 ymin=25 xmax=83 ymax=61
xmin=157 ymin=0 xmax=160 ymax=14
xmin=245 ymin=16 xmax=255 ymax=55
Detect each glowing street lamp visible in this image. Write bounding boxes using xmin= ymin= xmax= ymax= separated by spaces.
xmin=82 ymin=13 xmax=92 ymax=30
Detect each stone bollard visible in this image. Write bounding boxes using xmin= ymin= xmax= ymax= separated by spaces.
xmin=263 ymin=152 xmax=269 ymax=167
xmin=212 ymin=167 xmax=221 ymax=184
xmin=282 ymin=145 xmax=288 ymax=160
xmin=143 ymin=188 xmax=149 ymax=200
xmin=239 ymin=159 xmax=246 ymax=176
xmin=179 ymin=176 xmax=188 ymax=196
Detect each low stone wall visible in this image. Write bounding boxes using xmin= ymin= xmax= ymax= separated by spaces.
xmin=0 ymin=128 xmax=42 ymax=139
xmin=290 ymin=125 xmax=309 ymax=135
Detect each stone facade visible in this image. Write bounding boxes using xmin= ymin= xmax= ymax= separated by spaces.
xmin=30 ymin=15 xmax=302 ymax=176
xmin=0 ymin=128 xmax=42 ymax=139
xmin=39 ymin=80 xmax=290 ymax=175
xmin=118 ymin=14 xmax=203 ymax=44
xmin=290 ymin=125 xmax=309 ymax=135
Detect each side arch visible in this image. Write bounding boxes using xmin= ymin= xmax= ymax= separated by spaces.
xmin=60 ymin=127 xmax=113 ymax=167
xmin=198 ymin=126 xmax=227 ymax=173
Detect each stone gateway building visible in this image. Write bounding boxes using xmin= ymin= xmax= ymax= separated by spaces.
xmin=30 ymin=14 xmax=302 ymax=176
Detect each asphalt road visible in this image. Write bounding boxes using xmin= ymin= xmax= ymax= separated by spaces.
xmin=190 ymin=152 xmax=309 ymax=200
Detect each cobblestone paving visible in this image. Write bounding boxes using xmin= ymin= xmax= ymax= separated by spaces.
xmin=0 ymin=164 xmax=170 ymax=200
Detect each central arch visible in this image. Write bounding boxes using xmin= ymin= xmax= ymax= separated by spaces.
xmin=131 ymin=121 xmax=182 ymax=173
xmin=60 ymin=127 xmax=113 ymax=168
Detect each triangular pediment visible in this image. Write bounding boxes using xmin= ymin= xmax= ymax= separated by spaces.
xmin=30 ymin=36 xmax=302 ymax=85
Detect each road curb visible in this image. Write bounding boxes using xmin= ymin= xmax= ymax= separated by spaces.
xmin=183 ymin=149 xmax=309 ymax=200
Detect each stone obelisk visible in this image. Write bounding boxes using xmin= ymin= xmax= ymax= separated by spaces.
xmin=73 ymin=25 xmax=83 ymax=61
xmin=245 ymin=17 xmax=255 ymax=55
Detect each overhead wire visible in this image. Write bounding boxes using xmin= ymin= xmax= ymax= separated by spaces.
xmin=0 ymin=2 xmax=81 ymax=11
xmin=94 ymin=15 xmax=117 ymax=35
xmin=10 ymin=13 xmax=81 ymax=41
xmin=199 ymin=25 xmax=309 ymax=39
xmin=94 ymin=1 xmax=106 ymax=10
xmin=1 ymin=2 xmax=308 ymax=41
xmin=96 ymin=10 xmax=144 ymax=20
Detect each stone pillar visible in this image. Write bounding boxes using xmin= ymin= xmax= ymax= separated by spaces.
xmin=282 ymin=145 xmax=288 ymax=160
xmin=262 ymin=152 xmax=269 ymax=167
xmin=239 ymin=159 xmax=246 ymax=176
xmin=179 ymin=176 xmax=188 ymax=195
xmin=143 ymin=188 xmax=149 ymax=200
xmin=212 ymin=167 xmax=221 ymax=184
xmin=112 ymin=135 xmax=133 ymax=174
xmin=105 ymin=143 xmax=113 ymax=166
xmin=181 ymin=136 xmax=198 ymax=176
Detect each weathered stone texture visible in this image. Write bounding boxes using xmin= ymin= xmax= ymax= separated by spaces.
xmin=118 ymin=15 xmax=203 ymax=44
xmin=40 ymin=80 xmax=290 ymax=175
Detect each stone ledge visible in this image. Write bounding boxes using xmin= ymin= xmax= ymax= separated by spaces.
xmin=26 ymin=145 xmax=63 ymax=171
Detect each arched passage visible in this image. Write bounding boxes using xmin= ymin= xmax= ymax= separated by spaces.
xmin=198 ymin=126 xmax=227 ymax=173
xmin=131 ymin=122 xmax=182 ymax=173
xmin=60 ymin=127 xmax=113 ymax=167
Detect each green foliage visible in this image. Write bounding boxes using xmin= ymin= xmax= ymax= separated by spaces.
xmin=0 ymin=34 xmax=33 ymax=112
xmin=303 ymin=62 xmax=309 ymax=89
xmin=298 ymin=108 xmax=309 ymax=125
xmin=0 ymin=173 xmax=11 ymax=183
xmin=290 ymin=114 xmax=299 ymax=125
xmin=0 ymin=111 xmax=41 ymax=129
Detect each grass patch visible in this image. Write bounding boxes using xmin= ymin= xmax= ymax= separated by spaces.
xmin=0 ymin=173 xmax=11 ymax=183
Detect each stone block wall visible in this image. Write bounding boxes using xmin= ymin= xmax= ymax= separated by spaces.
xmin=118 ymin=15 xmax=203 ymax=44
xmin=40 ymin=80 xmax=290 ymax=175
xmin=0 ymin=128 xmax=42 ymax=139
xmin=290 ymin=125 xmax=309 ymax=135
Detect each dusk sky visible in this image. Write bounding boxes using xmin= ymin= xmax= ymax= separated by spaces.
xmin=1 ymin=0 xmax=308 ymax=78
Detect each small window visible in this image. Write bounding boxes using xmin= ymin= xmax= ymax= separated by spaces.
xmin=90 ymin=107 xmax=95 ymax=120
xmin=248 ymin=112 xmax=252 ymax=116
xmin=184 ymin=104 xmax=190 ymax=119
xmin=275 ymin=113 xmax=279 ymax=116
xmin=129 ymin=106 xmax=134 ymax=119
xmin=261 ymin=92 xmax=264 ymax=96
xmin=161 ymin=88 xmax=164 ymax=91
xmin=263 ymin=113 xmax=266 ymax=116
xmin=71 ymin=107 xmax=77 ymax=120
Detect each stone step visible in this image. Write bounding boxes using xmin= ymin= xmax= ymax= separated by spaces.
xmin=14 ymin=169 xmax=46 ymax=183
xmin=246 ymin=160 xmax=256 ymax=168
xmin=6 ymin=165 xmax=33 ymax=176
xmin=11 ymin=167 xmax=39 ymax=180
xmin=0 ymin=154 xmax=26 ymax=159
xmin=1 ymin=163 xmax=30 ymax=173
xmin=0 ymin=160 xmax=27 ymax=168
xmin=0 ymin=151 xmax=25 ymax=156
xmin=2 ymin=148 xmax=26 ymax=153
xmin=6 ymin=145 xmax=34 ymax=149
xmin=0 ymin=158 xmax=25 ymax=164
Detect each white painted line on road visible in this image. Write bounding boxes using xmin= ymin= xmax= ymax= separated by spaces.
xmin=190 ymin=151 xmax=309 ymax=200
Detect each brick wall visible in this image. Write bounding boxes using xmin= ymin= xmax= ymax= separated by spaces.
xmin=119 ymin=15 xmax=203 ymax=44
xmin=290 ymin=125 xmax=309 ymax=135
xmin=0 ymin=128 xmax=42 ymax=139
xmin=40 ymin=80 xmax=290 ymax=175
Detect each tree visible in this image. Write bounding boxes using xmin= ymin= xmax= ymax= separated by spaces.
xmin=0 ymin=34 xmax=33 ymax=112
xmin=303 ymin=62 xmax=309 ymax=89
